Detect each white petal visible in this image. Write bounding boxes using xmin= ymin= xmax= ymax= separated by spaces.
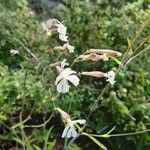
xmin=108 ymin=70 xmax=115 ymax=77
xmin=55 ymin=73 xmax=64 ymax=85
xmin=57 ymin=79 xmax=69 ymax=93
xmin=106 ymin=78 xmax=116 ymax=85
xmin=61 ymin=68 xmax=76 ymax=77
xmin=62 ymin=125 xmax=70 ymax=138
xmin=105 ymin=71 xmax=116 ymax=85
xmin=56 ymin=23 xmax=67 ymax=33
xmin=59 ymin=34 xmax=68 ymax=42
xmin=68 ymin=45 xmax=74 ymax=53
xmin=67 ymin=75 xmax=80 ymax=86
xmin=55 ymin=68 xmax=75 ymax=85
xmin=56 ymin=23 xmax=68 ymax=42
xmin=66 ymin=127 xmax=72 ymax=138
xmin=71 ymin=126 xmax=78 ymax=137
xmin=61 ymin=59 xmax=69 ymax=68
xmin=72 ymin=119 xmax=86 ymax=125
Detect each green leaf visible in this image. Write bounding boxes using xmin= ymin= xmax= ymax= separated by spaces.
xmin=127 ymin=38 xmax=132 ymax=53
xmin=13 ymin=137 xmax=25 ymax=146
xmin=33 ymin=145 xmax=41 ymax=150
xmin=44 ymin=126 xmax=53 ymax=149
xmin=85 ymin=134 xmax=107 ymax=150
xmin=105 ymin=126 xmax=116 ymax=135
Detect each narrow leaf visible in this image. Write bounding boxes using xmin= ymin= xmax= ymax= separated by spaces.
xmin=109 ymin=55 xmax=121 ymax=64
xmin=13 ymin=137 xmax=25 ymax=145
xmin=127 ymin=38 xmax=132 ymax=53
xmin=44 ymin=126 xmax=53 ymax=150
xmin=33 ymin=145 xmax=41 ymax=150
xmin=85 ymin=134 xmax=107 ymax=150
xmin=105 ymin=126 xmax=116 ymax=135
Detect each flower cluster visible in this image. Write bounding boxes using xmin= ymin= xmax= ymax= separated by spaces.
xmin=42 ymin=19 xmax=68 ymax=42
xmin=41 ymin=18 xmax=122 ymax=140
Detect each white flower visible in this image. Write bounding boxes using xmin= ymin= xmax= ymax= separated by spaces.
xmin=63 ymin=43 xmax=74 ymax=53
xmin=55 ymin=68 xmax=80 ymax=93
xmin=56 ymin=23 xmax=68 ymax=42
xmin=60 ymin=34 xmax=68 ymax=42
xmin=62 ymin=119 xmax=86 ymax=138
xmin=10 ymin=49 xmax=19 ymax=55
xmin=105 ymin=70 xmax=116 ymax=85
xmin=60 ymin=59 xmax=69 ymax=68
xmin=57 ymin=23 xmax=67 ymax=35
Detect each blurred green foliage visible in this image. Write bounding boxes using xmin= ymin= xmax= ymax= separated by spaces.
xmin=0 ymin=0 xmax=150 ymax=149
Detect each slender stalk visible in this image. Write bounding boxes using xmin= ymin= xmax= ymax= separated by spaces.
xmin=19 ymin=112 xmax=26 ymax=150
xmin=24 ymin=113 xmax=54 ymax=128
xmin=82 ymin=128 xmax=150 ymax=138
xmin=110 ymin=129 xmax=150 ymax=137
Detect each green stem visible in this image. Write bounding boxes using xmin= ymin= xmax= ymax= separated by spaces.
xmin=110 ymin=129 xmax=150 ymax=137
xmin=83 ymin=129 xmax=150 ymax=138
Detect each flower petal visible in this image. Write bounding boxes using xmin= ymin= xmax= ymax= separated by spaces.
xmin=62 ymin=125 xmax=70 ymax=138
xmin=67 ymin=75 xmax=80 ymax=86
xmin=61 ymin=59 xmax=69 ymax=68
xmin=72 ymin=119 xmax=86 ymax=125
xmin=57 ymin=79 xmax=69 ymax=93
xmin=106 ymin=78 xmax=116 ymax=85
xmin=71 ymin=126 xmax=78 ymax=137
xmin=66 ymin=126 xmax=72 ymax=138
xmin=106 ymin=70 xmax=116 ymax=85
xmin=55 ymin=68 xmax=76 ymax=85
xmin=55 ymin=73 xmax=64 ymax=85
xmin=59 ymin=34 xmax=68 ymax=42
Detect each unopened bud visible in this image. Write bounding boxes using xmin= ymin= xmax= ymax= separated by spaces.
xmin=56 ymin=66 xmax=64 ymax=74
xmin=81 ymin=71 xmax=106 ymax=78
xmin=87 ymin=49 xmax=122 ymax=57
xmin=79 ymin=53 xmax=103 ymax=61
xmin=45 ymin=19 xmax=60 ymax=29
xmin=50 ymin=61 xmax=61 ymax=67
xmin=54 ymin=107 xmax=70 ymax=121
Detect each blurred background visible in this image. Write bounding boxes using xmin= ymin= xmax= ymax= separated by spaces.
xmin=0 ymin=0 xmax=150 ymax=149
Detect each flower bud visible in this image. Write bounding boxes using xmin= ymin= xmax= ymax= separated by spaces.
xmin=42 ymin=19 xmax=60 ymax=36
xmin=78 ymin=53 xmax=109 ymax=62
xmin=46 ymin=28 xmax=58 ymax=36
xmin=56 ymin=66 xmax=64 ymax=74
xmin=54 ymin=107 xmax=70 ymax=121
xmin=87 ymin=49 xmax=122 ymax=57
xmin=81 ymin=71 xmax=106 ymax=78
xmin=53 ymin=43 xmax=74 ymax=53
xmin=45 ymin=19 xmax=60 ymax=29
xmin=50 ymin=61 xmax=61 ymax=67
xmin=81 ymin=70 xmax=116 ymax=85
xmin=79 ymin=53 xmax=103 ymax=61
